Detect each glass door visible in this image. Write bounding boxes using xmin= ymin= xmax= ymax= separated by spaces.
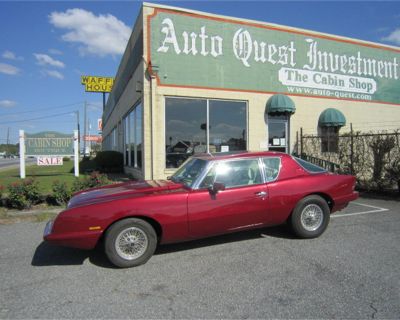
xmin=268 ymin=116 xmax=289 ymax=153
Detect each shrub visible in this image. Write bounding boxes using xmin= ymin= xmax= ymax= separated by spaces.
xmin=94 ymin=151 xmax=123 ymax=173
xmin=23 ymin=178 xmax=41 ymax=204
xmin=7 ymin=182 xmax=29 ymax=209
xmin=6 ymin=179 xmax=41 ymax=209
xmin=87 ymin=171 xmax=109 ymax=187
xmin=0 ymin=185 xmax=5 ymax=206
xmin=71 ymin=178 xmax=87 ymax=193
xmin=52 ymin=180 xmax=72 ymax=205
xmin=72 ymin=171 xmax=110 ymax=193
xmin=369 ymin=135 xmax=395 ymax=185
xmin=385 ymin=159 xmax=400 ymax=194
xmin=62 ymin=157 xmax=71 ymax=162
xmin=78 ymin=158 xmax=98 ymax=173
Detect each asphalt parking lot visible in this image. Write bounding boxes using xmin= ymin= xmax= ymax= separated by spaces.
xmin=0 ymin=197 xmax=399 ymax=319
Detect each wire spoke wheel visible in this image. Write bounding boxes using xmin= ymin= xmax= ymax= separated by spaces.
xmin=290 ymin=195 xmax=330 ymax=239
xmin=300 ymin=204 xmax=324 ymax=231
xmin=115 ymin=227 xmax=149 ymax=260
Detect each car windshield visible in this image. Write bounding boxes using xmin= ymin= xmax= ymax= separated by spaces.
xmin=170 ymin=158 xmax=209 ymax=188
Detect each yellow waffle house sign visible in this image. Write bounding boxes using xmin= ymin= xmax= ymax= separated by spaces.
xmin=81 ymin=76 xmax=115 ymax=93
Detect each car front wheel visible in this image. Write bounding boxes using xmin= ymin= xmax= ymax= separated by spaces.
xmin=290 ymin=195 xmax=330 ymax=238
xmin=105 ymin=218 xmax=157 ymax=268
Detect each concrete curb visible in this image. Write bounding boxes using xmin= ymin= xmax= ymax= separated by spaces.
xmin=4 ymin=207 xmax=62 ymax=217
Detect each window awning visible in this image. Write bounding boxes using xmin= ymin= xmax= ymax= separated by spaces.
xmin=318 ymin=108 xmax=346 ymax=127
xmin=266 ymin=94 xmax=296 ymax=115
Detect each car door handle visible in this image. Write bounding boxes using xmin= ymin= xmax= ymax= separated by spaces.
xmin=255 ymin=191 xmax=267 ymax=197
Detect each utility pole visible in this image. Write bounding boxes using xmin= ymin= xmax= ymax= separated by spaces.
xmin=88 ymin=118 xmax=91 ymax=155
xmin=6 ymin=127 xmax=10 ymax=155
xmin=83 ymin=101 xmax=87 ymax=156
xmin=76 ymin=110 xmax=80 ymax=155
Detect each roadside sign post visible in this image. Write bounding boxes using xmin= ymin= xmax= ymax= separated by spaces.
xmin=19 ymin=131 xmax=79 ymax=179
xmin=74 ymin=130 xmax=79 ymax=177
xmin=81 ymin=75 xmax=114 ymax=121
xmin=19 ymin=130 xmax=25 ymax=179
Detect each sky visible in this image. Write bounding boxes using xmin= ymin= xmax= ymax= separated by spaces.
xmin=0 ymin=0 xmax=400 ymax=144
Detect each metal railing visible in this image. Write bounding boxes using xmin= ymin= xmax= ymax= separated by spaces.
xmin=300 ymin=154 xmax=341 ymax=173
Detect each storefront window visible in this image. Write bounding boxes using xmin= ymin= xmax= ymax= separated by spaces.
xmin=123 ymin=102 xmax=142 ymax=168
xmin=209 ymin=100 xmax=246 ymax=152
xmin=166 ymin=98 xmax=207 ymax=168
xmin=129 ymin=111 xmax=136 ymax=167
xmin=165 ymin=97 xmax=247 ymax=168
xmin=124 ymin=116 xmax=129 ymax=166
xmin=321 ymin=127 xmax=339 ymax=153
xmin=136 ymin=104 xmax=143 ymax=168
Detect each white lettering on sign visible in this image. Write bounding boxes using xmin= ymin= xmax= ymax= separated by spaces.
xmin=155 ymin=17 xmax=400 ymax=99
xmin=232 ymin=28 xmax=296 ymax=68
xmin=37 ymin=157 xmax=64 ymax=166
xmin=303 ymin=39 xmax=399 ymax=80
xmin=279 ymin=68 xmax=377 ymax=94
xmin=157 ymin=18 xmax=223 ymax=58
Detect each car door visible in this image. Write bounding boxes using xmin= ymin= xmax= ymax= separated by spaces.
xmin=187 ymin=158 xmax=269 ymax=238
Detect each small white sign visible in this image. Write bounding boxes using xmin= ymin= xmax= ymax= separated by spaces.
xmin=37 ymin=157 xmax=63 ymax=166
xmin=273 ymin=138 xmax=280 ymax=146
xmin=278 ymin=67 xmax=377 ymax=95
xmin=221 ymin=145 xmax=229 ymax=152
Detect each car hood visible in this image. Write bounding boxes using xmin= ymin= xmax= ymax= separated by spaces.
xmin=67 ymin=180 xmax=185 ymax=209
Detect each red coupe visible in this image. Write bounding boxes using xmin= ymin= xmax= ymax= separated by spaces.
xmin=44 ymin=151 xmax=358 ymax=268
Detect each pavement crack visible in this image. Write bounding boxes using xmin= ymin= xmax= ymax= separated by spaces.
xmin=370 ymin=301 xmax=378 ymax=319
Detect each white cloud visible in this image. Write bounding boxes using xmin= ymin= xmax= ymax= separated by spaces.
xmin=0 ymin=100 xmax=17 ymax=108
xmin=382 ymin=28 xmax=400 ymax=45
xmin=43 ymin=70 xmax=64 ymax=80
xmin=34 ymin=53 xmax=65 ymax=68
xmin=0 ymin=63 xmax=20 ymax=75
xmin=49 ymin=8 xmax=131 ymax=57
xmin=48 ymin=48 xmax=63 ymax=55
xmin=2 ymin=50 xmax=23 ymax=61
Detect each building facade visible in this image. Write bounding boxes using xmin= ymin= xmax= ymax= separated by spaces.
xmin=102 ymin=2 xmax=400 ymax=180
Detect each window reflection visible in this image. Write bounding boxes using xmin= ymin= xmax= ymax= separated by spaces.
xmin=165 ymin=97 xmax=247 ymax=168
xmin=123 ymin=102 xmax=142 ymax=169
xmin=165 ymin=98 xmax=207 ymax=168
xmin=209 ymin=100 xmax=246 ymax=152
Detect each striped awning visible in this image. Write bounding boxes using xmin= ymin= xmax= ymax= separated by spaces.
xmin=266 ymin=94 xmax=296 ymax=114
xmin=318 ymin=108 xmax=346 ymax=127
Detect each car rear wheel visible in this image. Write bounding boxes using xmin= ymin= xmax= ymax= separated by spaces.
xmin=105 ymin=218 xmax=157 ymax=268
xmin=290 ymin=195 xmax=330 ymax=238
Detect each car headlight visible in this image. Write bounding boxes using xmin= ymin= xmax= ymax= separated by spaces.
xmin=43 ymin=220 xmax=54 ymax=237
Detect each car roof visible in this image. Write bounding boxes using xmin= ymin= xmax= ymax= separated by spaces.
xmin=193 ymin=151 xmax=290 ymax=161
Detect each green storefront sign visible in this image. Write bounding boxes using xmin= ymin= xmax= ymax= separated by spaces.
xmin=150 ymin=10 xmax=400 ymax=104
xmin=25 ymin=131 xmax=74 ymax=156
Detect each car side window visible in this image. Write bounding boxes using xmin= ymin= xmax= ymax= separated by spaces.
xmin=199 ymin=159 xmax=262 ymax=189
xmin=261 ymin=157 xmax=281 ymax=182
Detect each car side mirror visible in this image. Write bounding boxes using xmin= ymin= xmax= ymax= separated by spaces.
xmin=208 ymin=182 xmax=225 ymax=194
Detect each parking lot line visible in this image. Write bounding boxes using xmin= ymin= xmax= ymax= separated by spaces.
xmin=332 ymin=202 xmax=389 ymax=218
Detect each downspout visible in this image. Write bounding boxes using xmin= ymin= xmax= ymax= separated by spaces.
xmin=150 ymin=74 xmax=156 ymax=180
xmin=147 ymin=62 xmax=158 ymax=180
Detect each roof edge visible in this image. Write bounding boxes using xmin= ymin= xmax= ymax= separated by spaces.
xmin=142 ymin=2 xmax=400 ymax=52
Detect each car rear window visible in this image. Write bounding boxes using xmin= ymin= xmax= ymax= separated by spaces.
xmin=261 ymin=157 xmax=281 ymax=182
xmin=294 ymin=157 xmax=327 ymax=173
